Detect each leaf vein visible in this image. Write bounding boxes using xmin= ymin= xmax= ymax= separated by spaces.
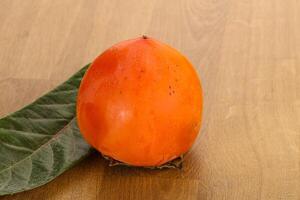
xmin=0 ymin=118 xmax=75 ymax=175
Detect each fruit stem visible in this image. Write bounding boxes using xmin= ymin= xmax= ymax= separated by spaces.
xmin=142 ymin=35 xmax=148 ymax=39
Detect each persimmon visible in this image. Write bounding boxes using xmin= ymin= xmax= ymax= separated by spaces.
xmin=76 ymin=36 xmax=203 ymax=167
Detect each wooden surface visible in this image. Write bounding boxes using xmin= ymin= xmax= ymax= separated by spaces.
xmin=0 ymin=0 xmax=299 ymax=199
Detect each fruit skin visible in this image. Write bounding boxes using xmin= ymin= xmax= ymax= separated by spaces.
xmin=77 ymin=36 xmax=203 ymax=167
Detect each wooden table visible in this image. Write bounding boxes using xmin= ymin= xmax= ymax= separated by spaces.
xmin=0 ymin=0 xmax=299 ymax=199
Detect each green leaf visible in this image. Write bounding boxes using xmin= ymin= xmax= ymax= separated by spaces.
xmin=0 ymin=64 xmax=92 ymax=196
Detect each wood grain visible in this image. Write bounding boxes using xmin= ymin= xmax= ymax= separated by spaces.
xmin=0 ymin=0 xmax=299 ymax=199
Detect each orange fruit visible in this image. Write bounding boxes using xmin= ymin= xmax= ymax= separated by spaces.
xmin=77 ymin=36 xmax=203 ymax=166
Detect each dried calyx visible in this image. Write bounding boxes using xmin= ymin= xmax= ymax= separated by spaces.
xmin=102 ymin=154 xmax=184 ymax=169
